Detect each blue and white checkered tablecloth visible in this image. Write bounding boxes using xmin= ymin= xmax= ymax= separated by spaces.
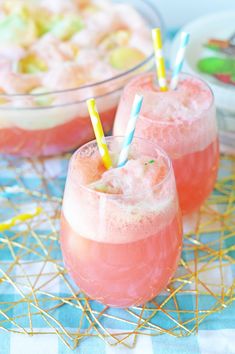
xmin=0 ymin=303 xmax=235 ymax=354
xmin=0 ymin=154 xmax=234 ymax=354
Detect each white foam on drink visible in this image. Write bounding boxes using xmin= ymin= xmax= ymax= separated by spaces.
xmin=88 ymin=157 xmax=164 ymax=195
xmin=63 ymin=155 xmax=178 ymax=244
xmin=114 ymin=75 xmax=218 ymax=156
xmin=63 ymin=189 xmax=176 ymax=244
xmin=142 ymin=79 xmax=212 ymax=122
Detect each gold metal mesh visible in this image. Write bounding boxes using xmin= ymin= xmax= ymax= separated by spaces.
xmin=0 ymin=154 xmax=234 ymax=350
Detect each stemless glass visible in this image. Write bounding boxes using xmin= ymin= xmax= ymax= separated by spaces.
xmin=114 ymin=72 xmax=220 ymax=215
xmin=60 ymin=136 xmax=182 ymax=308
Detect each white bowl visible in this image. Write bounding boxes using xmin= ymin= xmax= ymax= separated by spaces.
xmin=170 ymin=11 xmax=235 ymax=153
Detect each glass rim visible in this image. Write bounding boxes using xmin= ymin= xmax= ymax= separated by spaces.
xmin=130 ymin=71 xmax=215 ymax=126
xmin=0 ymin=83 xmax=124 ymax=111
xmin=0 ymin=0 xmax=164 ymax=111
xmin=69 ymin=135 xmax=173 ymax=199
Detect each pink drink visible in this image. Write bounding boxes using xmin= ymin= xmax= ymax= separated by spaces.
xmin=60 ymin=137 xmax=182 ymax=308
xmin=0 ymin=105 xmax=116 ymax=156
xmin=114 ymin=73 xmax=219 ymax=214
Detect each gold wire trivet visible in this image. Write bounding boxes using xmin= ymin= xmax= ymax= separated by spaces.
xmin=0 ymin=154 xmax=234 ymax=350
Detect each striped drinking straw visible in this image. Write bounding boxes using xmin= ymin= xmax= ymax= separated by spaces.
xmin=87 ymin=98 xmax=112 ymax=170
xmin=170 ymin=32 xmax=190 ymax=90
xmin=152 ymin=28 xmax=168 ymax=91
xmin=118 ymin=94 xmax=144 ymax=168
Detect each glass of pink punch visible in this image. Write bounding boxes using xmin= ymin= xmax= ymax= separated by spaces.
xmin=114 ymin=73 xmax=219 ymax=215
xmin=60 ymin=136 xmax=182 ymax=307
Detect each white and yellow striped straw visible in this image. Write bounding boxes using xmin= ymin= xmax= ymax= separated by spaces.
xmin=152 ymin=28 xmax=168 ymax=91
xmin=87 ymin=98 xmax=112 ymax=170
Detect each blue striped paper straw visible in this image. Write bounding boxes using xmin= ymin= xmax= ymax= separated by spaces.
xmin=170 ymin=32 xmax=190 ymax=90
xmin=117 ymin=94 xmax=144 ymax=168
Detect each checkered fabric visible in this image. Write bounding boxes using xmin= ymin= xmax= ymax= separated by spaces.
xmin=0 ymin=155 xmax=234 ymax=354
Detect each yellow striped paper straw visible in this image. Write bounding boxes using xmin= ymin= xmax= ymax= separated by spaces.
xmin=87 ymin=98 xmax=112 ymax=170
xmin=152 ymin=28 xmax=168 ymax=91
